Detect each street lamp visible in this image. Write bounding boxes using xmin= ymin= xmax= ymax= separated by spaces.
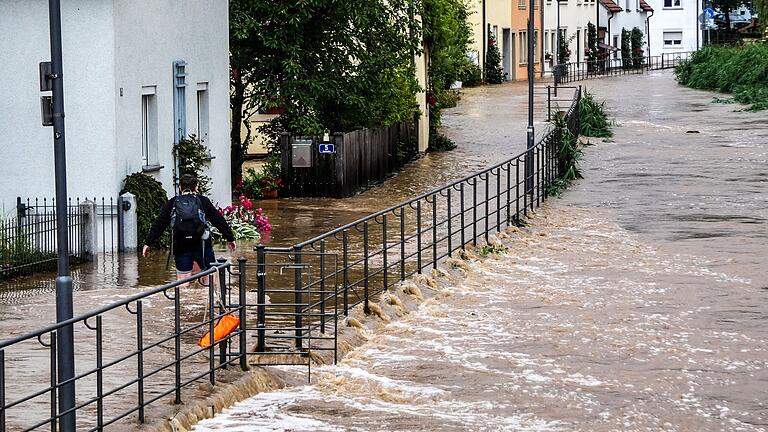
xmin=47 ymin=0 xmax=76 ymax=430
xmin=526 ymin=0 xmax=536 ymax=196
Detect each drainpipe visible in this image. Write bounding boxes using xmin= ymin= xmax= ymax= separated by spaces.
xmin=695 ymin=0 xmax=700 ymax=50
xmin=540 ymin=0 xmax=545 ymax=77
xmin=646 ymin=10 xmax=654 ymax=58
xmin=608 ymin=10 xmax=615 ymax=48
xmin=482 ymin=0 xmax=486 ymax=78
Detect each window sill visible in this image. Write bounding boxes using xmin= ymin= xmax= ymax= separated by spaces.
xmin=142 ymin=164 xmax=164 ymax=173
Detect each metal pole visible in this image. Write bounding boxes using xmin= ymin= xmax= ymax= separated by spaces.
xmin=48 ymin=1 xmax=75 ymax=430
xmin=526 ymin=0 xmax=535 ymax=199
xmin=555 ymin=0 xmax=561 ymax=93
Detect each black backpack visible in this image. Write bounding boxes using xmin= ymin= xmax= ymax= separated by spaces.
xmin=172 ymin=194 xmax=208 ymax=241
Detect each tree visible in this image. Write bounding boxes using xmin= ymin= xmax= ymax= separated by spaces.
xmin=229 ymin=1 xmax=422 ymax=186
xmin=485 ymin=33 xmax=504 ymax=84
xmin=630 ymin=27 xmax=645 ymax=68
xmin=586 ymin=22 xmax=598 ymax=71
xmin=621 ymin=28 xmax=632 ymax=69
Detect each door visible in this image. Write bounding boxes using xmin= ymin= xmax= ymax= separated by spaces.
xmin=502 ymin=29 xmax=511 ymax=81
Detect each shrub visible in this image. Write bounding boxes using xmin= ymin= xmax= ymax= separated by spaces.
xmin=460 ymin=59 xmax=483 ymax=87
xmin=121 ymin=173 xmax=170 ymax=248
xmin=485 ymin=34 xmax=504 ymax=84
xmin=675 ymin=44 xmax=768 ymax=111
xmin=174 ymin=134 xmax=211 ymax=195
xmin=547 ymin=112 xmax=583 ymax=196
xmin=428 ymin=132 xmax=458 ymax=152
xmin=211 ymin=196 xmax=271 ymax=242
xmin=579 ymin=91 xmax=614 ymax=138
xmin=239 ymin=155 xmax=284 ymax=199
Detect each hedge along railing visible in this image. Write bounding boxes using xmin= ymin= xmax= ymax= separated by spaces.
xmin=279 ymin=117 xmax=419 ymax=198
xmin=249 ymin=87 xmax=582 ymax=362
xmin=554 ymin=52 xmax=695 ymax=84
xmin=0 ymin=260 xmax=248 ymax=431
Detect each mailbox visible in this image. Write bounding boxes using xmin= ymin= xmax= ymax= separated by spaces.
xmin=292 ymin=139 xmax=312 ymax=168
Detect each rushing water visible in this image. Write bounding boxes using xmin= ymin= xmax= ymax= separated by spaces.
xmin=192 ymin=71 xmax=768 ymax=431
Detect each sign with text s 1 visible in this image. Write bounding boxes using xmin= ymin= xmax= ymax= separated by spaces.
xmin=318 ymin=143 xmax=335 ymax=154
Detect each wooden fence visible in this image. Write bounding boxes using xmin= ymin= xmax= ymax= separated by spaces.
xmin=280 ymin=119 xmax=418 ymax=198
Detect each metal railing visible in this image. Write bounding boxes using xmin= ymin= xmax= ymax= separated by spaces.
xmin=249 ymin=86 xmax=583 ymax=365
xmin=0 ymin=87 xmax=582 ymax=431
xmin=1 ymin=197 xmax=121 ymax=281
xmin=554 ymin=52 xmax=695 ymax=84
xmin=0 ymin=260 xmax=248 ymax=431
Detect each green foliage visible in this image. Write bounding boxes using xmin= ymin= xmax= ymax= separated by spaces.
xmin=174 ymin=134 xmax=211 ymax=195
xmin=484 ymin=33 xmax=504 ymax=84
xmin=230 ymin=0 xmax=422 ymax=142
xmin=559 ymin=32 xmax=574 ymax=64
xmin=675 ymin=44 xmax=768 ymax=111
xmin=240 ymin=155 xmax=283 ymax=199
xmin=621 ymin=28 xmax=632 ymax=69
xmin=579 ymin=91 xmax=614 ymax=138
xmin=631 ymin=27 xmax=645 ymax=68
xmin=587 ymin=23 xmax=598 ymax=64
xmin=424 ymin=0 xmax=475 ymax=91
xmin=478 ymin=243 xmax=509 ymax=256
xmin=121 ymin=173 xmax=170 ymax=248
xmin=460 ymin=59 xmax=483 ymax=86
xmin=0 ymin=231 xmax=57 ymax=280
xmin=547 ymin=112 xmax=583 ymax=196
xmin=428 ymin=132 xmax=458 ymax=152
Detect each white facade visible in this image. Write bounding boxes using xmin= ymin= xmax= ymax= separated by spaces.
xmin=599 ymin=0 xmax=650 ymax=59
xmin=646 ymin=0 xmax=700 ymax=57
xmin=0 ymin=0 xmax=231 ymax=211
xmin=543 ymin=0 xmax=599 ymax=72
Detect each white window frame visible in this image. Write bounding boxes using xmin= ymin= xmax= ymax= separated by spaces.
xmin=662 ymin=30 xmax=683 ymax=48
xmin=141 ymin=86 xmax=158 ymax=167
xmin=519 ymin=30 xmax=528 ymax=64
xmin=196 ymin=82 xmax=210 ymax=145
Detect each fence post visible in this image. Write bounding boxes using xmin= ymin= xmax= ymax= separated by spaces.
xmin=293 ymin=246 xmax=303 ymax=350
xmin=333 ymin=133 xmax=345 ymax=196
xmin=80 ymin=200 xmax=98 ymax=259
xmin=280 ymin=134 xmax=292 ymax=196
xmin=119 ymin=192 xmax=138 ymax=252
xmin=238 ymin=257 xmax=249 ymax=371
xmin=547 ymin=86 xmax=551 ymax=121
xmin=256 ymin=248 xmax=266 ymax=353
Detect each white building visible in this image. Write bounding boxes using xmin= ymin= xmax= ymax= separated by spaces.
xmin=0 ymin=0 xmax=231 ymax=211
xmin=646 ymin=0 xmax=700 ymax=57
xmin=543 ymin=0 xmax=599 ymax=73
xmin=598 ymin=0 xmax=653 ymax=59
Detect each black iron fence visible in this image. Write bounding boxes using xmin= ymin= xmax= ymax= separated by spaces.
xmin=0 ymin=87 xmax=581 ymax=431
xmin=0 ymin=261 xmax=247 ymax=431
xmin=280 ymin=118 xmax=419 ymax=198
xmin=555 ymin=52 xmax=695 ymax=84
xmin=249 ymin=86 xmax=582 ymax=364
xmin=1 ymin=197 xmax=121 ymax=282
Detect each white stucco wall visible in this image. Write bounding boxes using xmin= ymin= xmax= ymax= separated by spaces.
xmin=0 ymin=0 xmax=117 ymax=211
xmin=647 ymin=0 xmax=699 ymax=56
xmin=544 ymin=0 xmax=599 ymax=72
xmin=113 ymin=0 xmax=231 ymax=206
xmin=599 ymin=1 xmax=649 ymax=58
xmin=0 ymin=0 xmax=231 ymax=213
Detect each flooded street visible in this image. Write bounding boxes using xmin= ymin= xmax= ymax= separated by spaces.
xmin=193 ymin=71 xmax=768 ymax=431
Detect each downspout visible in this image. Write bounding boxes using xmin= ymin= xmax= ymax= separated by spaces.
xmin=695 ymin=0 xmax=700 ymax=50
xmin=540 ymin=0 xmax=545 ymax=77
xmin=646 ymin=10 xmax=653 ymax=58
xmin=482 ymin=0 xmax=486 ymax=78
xmin=608 ymin=11 xmax=615 ymax=48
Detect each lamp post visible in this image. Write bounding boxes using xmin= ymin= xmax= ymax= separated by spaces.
xmin=526 ymin=0 xmax=536 ymax=197
xmin=47 ymin=0 xmax=76 ymax=430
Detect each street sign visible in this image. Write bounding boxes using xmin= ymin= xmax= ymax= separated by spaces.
xmin=39 ymin=61 xmax=53 ymax=92
xmin=704 ymin=7 xmax=715 ymax=17
xmin=318 ymin=143 xmax=335 ymax=154
xmin=41 ymin=96 xmax=53 ymax=126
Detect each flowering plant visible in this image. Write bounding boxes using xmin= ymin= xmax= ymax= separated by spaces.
xmin=211 ymin=196 xmax=272 ymax=241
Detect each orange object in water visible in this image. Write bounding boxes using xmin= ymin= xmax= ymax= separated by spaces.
xmin=198 ymin=314 xmax=240 ymax=348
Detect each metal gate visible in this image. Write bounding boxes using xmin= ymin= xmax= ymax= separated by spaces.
xmin=248 ymin=246 xmax=341 ymax=371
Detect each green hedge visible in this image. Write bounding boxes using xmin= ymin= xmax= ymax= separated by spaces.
xmin=675 ymin=44 xmax=768 ymax=111
xmin=121 ymin=173 xmax=170 ymax=248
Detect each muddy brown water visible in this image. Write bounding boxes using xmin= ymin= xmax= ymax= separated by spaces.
xmin=191 ymin=71 xmax=768 ymax=431
xmin=0 ymin=80 xmax=555 ymax=430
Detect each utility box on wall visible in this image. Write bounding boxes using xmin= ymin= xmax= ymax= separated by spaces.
xmin=291 ymin=139 xmax=313 ymax=168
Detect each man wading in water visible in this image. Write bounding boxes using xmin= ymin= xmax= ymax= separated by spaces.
xmin=142 ymin=174 xmax=236 ymax=282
